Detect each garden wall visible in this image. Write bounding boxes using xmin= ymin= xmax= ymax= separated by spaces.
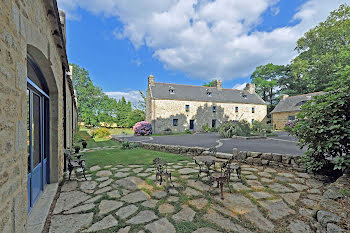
xmin=113 ymin=138 xmax=307 ymax=172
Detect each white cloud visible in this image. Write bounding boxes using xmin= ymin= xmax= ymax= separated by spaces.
xmin=105 ymin=90 xmax=143 ymax=104
xmin=57 ymin=0 xmax=346 ymax=80
xmin=233 ymin=83 xmax=247 ymax=90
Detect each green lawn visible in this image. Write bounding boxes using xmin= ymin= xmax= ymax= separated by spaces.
xmin=74 ymin=130 xmax=120 ymax=149
xmin=83 ymin=148 xmax=191 ymax=168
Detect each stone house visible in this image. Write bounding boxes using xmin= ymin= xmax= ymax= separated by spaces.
xmin=271 ymin=92 xmax=323 ymax=130
xmin=0 ymin=0 xmax=77 ymax=232
xmin=146 ymin=75 xmax=267 ymax=134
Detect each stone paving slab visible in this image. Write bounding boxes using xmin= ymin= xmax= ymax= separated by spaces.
xmin=49 ymin=159 xmax=331 ymax=233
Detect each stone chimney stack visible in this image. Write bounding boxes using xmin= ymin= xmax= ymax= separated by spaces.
xmin=148 ymin=75 xmax=155 ymax=87
xmin=215 ymin=80 xmax=222 ymax=90
xmin=244 ymin=83 xmax=256 ymax=94
xmin=58 ymin=10 xmax=66 ymax=46
xmin=281 ymin=94 xmax=289 ymax=100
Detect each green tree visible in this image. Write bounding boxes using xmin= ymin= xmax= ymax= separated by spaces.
xmin=280 ymin=4 xmax=350 ymax=94
xmin=292 ymin=67 xmax=350 ymax=175
xmin=250 ymin=63 xmax=285 ymax=113
xmin=72 ymin=64 xmax=104 ymax=126
xmin=203 ymin=80 xmax=216 ymax=87
xmin=127 ymin=110 xmax=145 ymax=127
xmin=134 ymin=90 xmax=146 ymax=111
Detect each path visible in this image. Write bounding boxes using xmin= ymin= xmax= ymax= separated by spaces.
xmin=49 ymin=160 xmax=326 ymax=232
xmin=113 ymin=132 xmax=306 ymax=155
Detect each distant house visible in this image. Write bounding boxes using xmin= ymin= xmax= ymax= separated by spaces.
xmin=271 ymin=92 xmax=323 ymax=130
xmin=146 ymin=75 xmax=267 ymax=134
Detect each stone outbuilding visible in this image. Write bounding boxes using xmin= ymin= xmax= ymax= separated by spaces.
xmin=146 ymin=75 xmax=267 ymax=134
xmin=0 ymin=0 xmax=77 ymax=232
xmin=271 ymin=92 xmax=323 ymax=130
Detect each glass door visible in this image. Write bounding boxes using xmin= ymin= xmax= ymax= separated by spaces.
xmin=27 ymin=83 xmax=49 ymax=212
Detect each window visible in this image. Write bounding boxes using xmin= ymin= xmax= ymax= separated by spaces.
xmin=207 ymin=92 xmax=212 ymax=97
xmin=169 ymin=89 xmax=175 ymax=94
xmin=185 ymin=105 xmax=190 ymax=112
xmin=173 ymin=119 xmax=178 ymax=126
xmin=289 ymin=115 xmax=296 ymax=121
xmin=235 ymin=107 xmax=238 ymax=113
xmin=252 ymin=107 xmax=255 ymax=113
xmin=213 ymin=106 xmax=216 ymax=112
xmin=251 ymin=119 xmax=255 ymax=123
xmin=242 ymin=94 xmax=247 ymax=99
xmin=212 ymin=119 xmax=216 ymax=128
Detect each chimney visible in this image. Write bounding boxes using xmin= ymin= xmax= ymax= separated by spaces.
xmin=58 ymin=10 xmax=66 ymax=46
xmin=148 ymin=75 xmax=155 ymax=87
xmin=281 ymin=94 xmax=289 ymax=100
xmin=215 ymin=80 xmax=222 ymax=90
xmin=244 ymin=83 xmax=255 ymax=94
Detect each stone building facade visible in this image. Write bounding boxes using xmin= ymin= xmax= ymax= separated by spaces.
xmin=146 ymin=76 xmax=267 ymax=134
xmin=271 ymin=92 xmax=323 ymax=130
xmin=0 ymin=0 xmax=77 ymax=232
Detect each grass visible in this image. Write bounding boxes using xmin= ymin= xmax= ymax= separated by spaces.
xmin=83 ymin=147 xmax=191 ymax=168
xmin=74 ymin=130 xmax=120 ymax=149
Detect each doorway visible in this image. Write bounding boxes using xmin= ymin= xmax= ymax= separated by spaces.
xmin=27 ymin=81 xmax=50 ymax=212
xmin=190 ymin=120 xmax=195 ymax=130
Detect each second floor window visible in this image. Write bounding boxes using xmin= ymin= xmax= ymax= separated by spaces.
xmin=235 ymin=107 xmax=238 ymax=113
xmin=185 ymin=105 xmax=190 ymax=112
xmin=213 ymin=106 xmax=216 ymax=112
xmin=252 ymin=107 xmax=255 ymax=113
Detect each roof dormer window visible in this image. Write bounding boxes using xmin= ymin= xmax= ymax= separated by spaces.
xmin=169 ymin=87 xmax=175 ymax=94
xmin=242 ymin=93 xmax=247 ymax=99
xmin=206 ymin=89 xmax=212 ymax=97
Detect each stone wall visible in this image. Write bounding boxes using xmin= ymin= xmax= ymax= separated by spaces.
xmin=272 ymin=111 xmax=299 ymax=130
xmin=0 ymin=0 xmax=74 ymax=232
xmin=113 ymin=138 xmax=306 ymax=172
xmin=149 ymin=99 xmax=267 ymax=134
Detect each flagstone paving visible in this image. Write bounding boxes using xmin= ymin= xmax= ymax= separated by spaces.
xmin=49 ymin=160 xmax=330 ymax=232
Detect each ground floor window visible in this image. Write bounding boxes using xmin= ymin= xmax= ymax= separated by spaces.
xmin=289 ymin=115 xmax=296 ymax=121
xmin=173 ymin=119 xmax=178 ymax=126
xmin=212 ymin=119 xmax=216 ymax=128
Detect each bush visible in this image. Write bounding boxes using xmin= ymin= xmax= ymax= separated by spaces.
xmin=133 ymin=121 xmax=152 ymax=136
xmin=284 ymin=119 xmax=298 ymax=134
xmin=185 ymin=129 xmax=192 ymax=134
xmin=219 ymin=120 xmax=251 ymax=138
xmin=121 ymin=140 xmax=138 ymax=150
xmin=201 ymin=124 xmax=210 ymax=133
xmin=291 ymin=72 xmax=350 ymax=176
xmin=92 ymin=128 xmax=111 ymax=138
xmin=252 ymin=121 xmax=272 ymax=136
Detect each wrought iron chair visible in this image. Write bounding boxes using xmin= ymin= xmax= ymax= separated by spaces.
xmin=64 ymin=149 xmax=87 ymax=181
xmin=209 ymin=160 xmax=233 ymax=200
xmin=152 ymin=158 xmax=174 ymax=191
xmin=227 ymin=152 xmax=242 ymax=181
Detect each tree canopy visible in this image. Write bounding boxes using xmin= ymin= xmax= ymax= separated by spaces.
xmin=72 ymin=64 xmax=144 ymax=127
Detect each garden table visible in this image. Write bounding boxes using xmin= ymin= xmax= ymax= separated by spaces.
xmin=194 ymin=156 xmax=216 ymax=181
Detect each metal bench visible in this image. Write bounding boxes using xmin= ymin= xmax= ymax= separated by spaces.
xmin=153 ymin=157 xmax=174 ymax=191
xmin=64 ymin=149 xmax=87 ymax=181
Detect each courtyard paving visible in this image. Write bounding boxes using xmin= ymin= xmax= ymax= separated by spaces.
xmin=49 ymin=160 xmax=328 ymax=233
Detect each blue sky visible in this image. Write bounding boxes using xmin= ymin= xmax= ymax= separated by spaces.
xmin=58 ymin=0 xmax=347 ymax=103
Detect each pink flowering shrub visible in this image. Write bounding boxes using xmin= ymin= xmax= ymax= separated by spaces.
xmin=133 ymin=121 xmax=152 ymax=136
xmin=285 ymin=119 xmax=298 ymax=133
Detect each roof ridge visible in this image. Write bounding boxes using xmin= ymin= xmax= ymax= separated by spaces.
xmin=287 ymin=91 xmax=324 ymax=98
xmin=154 ymin=82 xmax=249 ymax=92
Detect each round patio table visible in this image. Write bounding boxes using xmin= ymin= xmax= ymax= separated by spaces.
xmin=193 ymin=156 xmax=216 ymax=181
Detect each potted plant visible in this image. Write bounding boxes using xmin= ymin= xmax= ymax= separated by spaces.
xmin=82 ymin=140 xmax=87 ymax=149
xmin=74 ymin=145 xmax=80 ymax=154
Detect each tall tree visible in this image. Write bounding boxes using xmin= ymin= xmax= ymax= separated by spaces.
xmin=250 ymin=63 xmax=285 ymax=112
xmin=203 ymin=80 xmax=216 ymax=87
xmin=280 ymin=4 xmax=350 ymax=94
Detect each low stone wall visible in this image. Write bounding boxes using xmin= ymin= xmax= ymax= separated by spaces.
xmin=113 ymin=138 xmax=307 ymax=172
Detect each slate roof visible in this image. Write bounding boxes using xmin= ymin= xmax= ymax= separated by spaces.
xmin=149 ymin=82 xmax=266 ymax=105
xmin=271 ymin=92 xmax=324 ymax=114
